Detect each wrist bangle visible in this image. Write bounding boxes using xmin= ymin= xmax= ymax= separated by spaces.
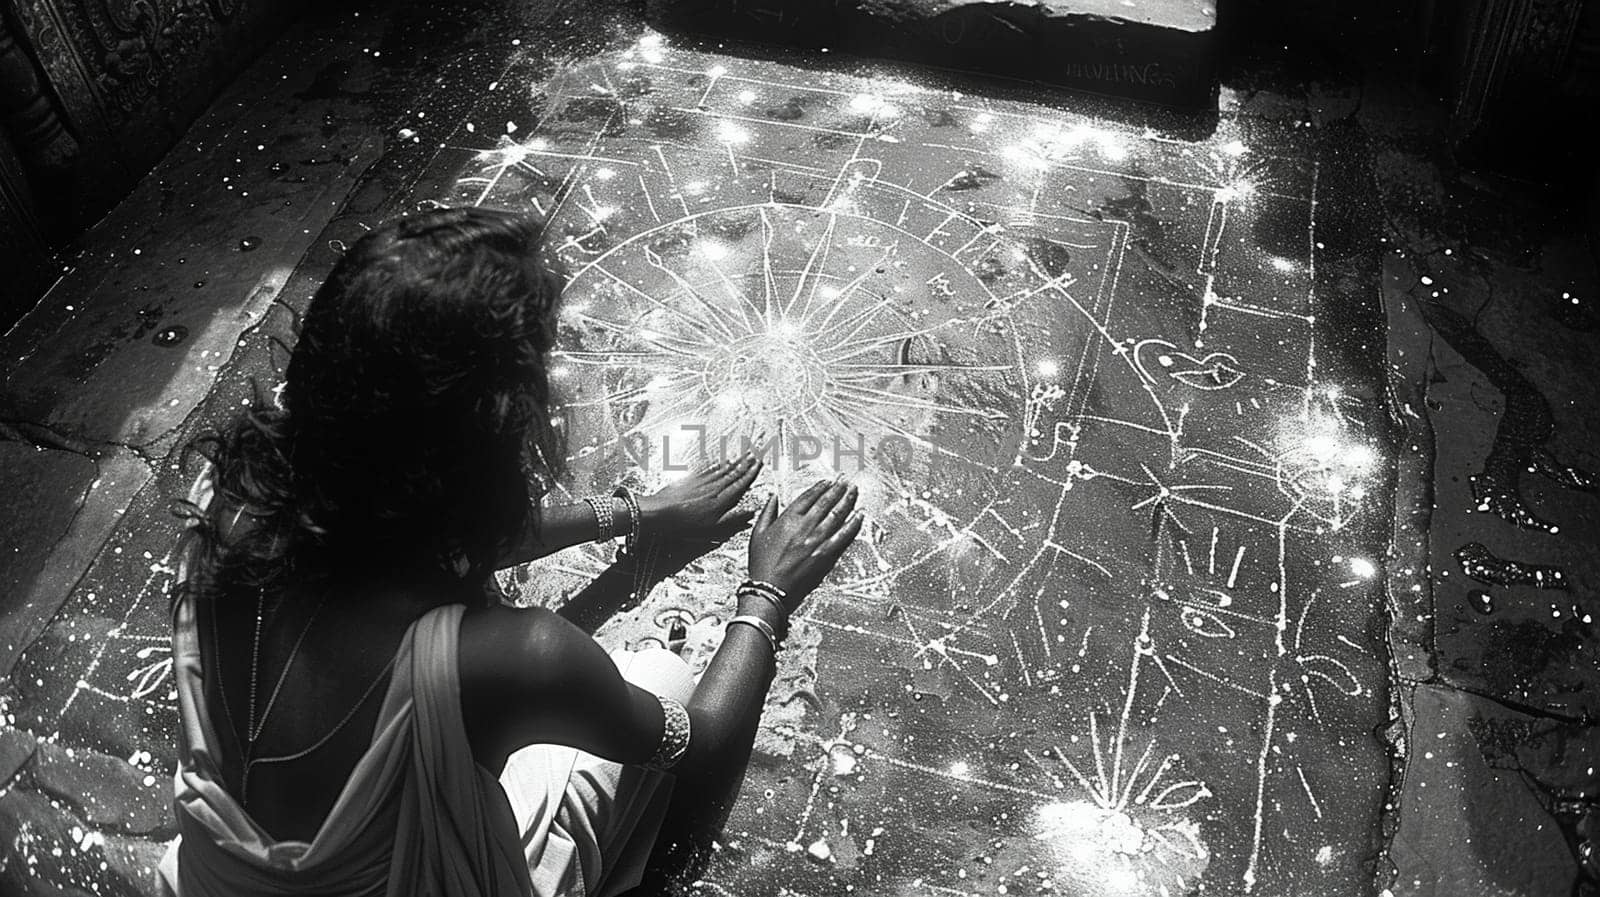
xmin=583 ymin=495 xmax=615 ymax=543
xmin=736 ymin=585 xmax=788 ymax=625
xmin=742 ymin=580 xmax=789 ymax=601
xmin=728 ymin=614 xmax=781 ymax=655
xmin=613 ymin=485 xmax=642 ymax=555
xmin=739 ymin=580 xmax=789 ymax=610
xmin=737 ymin=580 xmax=789 ymax=621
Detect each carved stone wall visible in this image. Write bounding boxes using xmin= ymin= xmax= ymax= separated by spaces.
xmin=0 ymin=9 xmax=59 ymax=322
xmin=0 ymin=0 xmax=302 ymax=321
xmin=6 ymin=0 xmax=302 ymax=211
xmin=0 ymin=8 xmax=76 ymax=232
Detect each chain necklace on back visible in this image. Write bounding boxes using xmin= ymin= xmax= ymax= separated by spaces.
xmin=238 ymin=587 xmax=327 ymax=803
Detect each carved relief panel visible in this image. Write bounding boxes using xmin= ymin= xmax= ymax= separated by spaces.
xmin=0 ymin=0 xmax=296 ymax=317
xmin=4 ymin=0 xmax=295 ymax=211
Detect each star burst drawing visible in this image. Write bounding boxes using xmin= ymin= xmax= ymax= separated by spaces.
xmin=1032 ymin=613 xmax=1212 ymax=897
xmin=551 ymin=205 xmax=1024 ymax=508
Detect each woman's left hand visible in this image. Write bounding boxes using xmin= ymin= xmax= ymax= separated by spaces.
xmin=637 ymin=454 xmax=762 ymax=541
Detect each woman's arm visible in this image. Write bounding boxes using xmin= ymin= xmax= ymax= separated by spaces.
xmin=551 ymin=547 xmax=695 ymax=635
xmin=495 ymin=456 xmax=762 ymax=568
xmin=457 ymin=595 xmax=784 ymax=776
xmin=497 ymin=499 xmax=629 ymax=567
xmin=459 ymin=479 xmax=860 ymax=778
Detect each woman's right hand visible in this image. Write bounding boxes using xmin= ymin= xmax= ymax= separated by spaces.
xmin=747 ymin=480 xmax=863 ymax=610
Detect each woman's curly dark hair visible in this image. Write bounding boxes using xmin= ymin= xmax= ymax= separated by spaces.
xmin=181 ymin=207 xmax=566 ymax=601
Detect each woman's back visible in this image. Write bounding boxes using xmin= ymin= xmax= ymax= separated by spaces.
xmin=167 ymin=585 xmax=537 ymax=897
xmin=198 ymin=577 xmax=460 ymax=843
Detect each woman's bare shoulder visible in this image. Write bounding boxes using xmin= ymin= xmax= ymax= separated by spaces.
xmin=457 ymin=604 xmax=598 ymax=691
xmin=455 ymin=602 xmax=651 ymax=765
xmin=460 ymin=603 xmax=559 ymax=661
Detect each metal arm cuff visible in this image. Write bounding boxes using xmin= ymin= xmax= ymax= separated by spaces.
xmin=646 ymin=694 xmax=691 ymax=770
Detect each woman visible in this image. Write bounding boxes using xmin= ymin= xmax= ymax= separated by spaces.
xmin=161 ymin=207 xmax=862 ymax=896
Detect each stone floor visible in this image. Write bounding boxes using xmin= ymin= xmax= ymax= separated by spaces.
xmin=0 ymin=1 xmax=1595 ymax=896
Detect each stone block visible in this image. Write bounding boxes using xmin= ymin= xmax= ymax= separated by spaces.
xmin=0 ymin=446 xmax=152 ymax=679
xmin=0 ymin=787 xmax=144 ymax=897
xmin=32 ymin=742 xmax=174 ymax=839
xmin=0 ymin=726 xmax=38 ymax=786
xmin=1388 ymin=683 xmax=1577 ymax=897
xmin=647 ymin=0 xmax=1220 ymax=106
xmin=0 ymin=443 xmax=98 ymax=672
xmin=99 ymin=832 xmax=167 ymax=897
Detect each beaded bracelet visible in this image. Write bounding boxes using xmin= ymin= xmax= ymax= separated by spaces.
xmin=728 ymin=614 xmax=781 ymax=655
xmin=646 ymin=694 xmax=691 ymax=770
xmin=582 ymin=495 xmax=615 ymax=543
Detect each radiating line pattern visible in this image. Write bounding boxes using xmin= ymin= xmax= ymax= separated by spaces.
xmin=454 ymin=37 xmax=1390 ymax=897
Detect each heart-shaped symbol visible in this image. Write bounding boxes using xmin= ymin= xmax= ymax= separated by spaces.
xmin=1134 ymin=340 xmax=1246 ymax=390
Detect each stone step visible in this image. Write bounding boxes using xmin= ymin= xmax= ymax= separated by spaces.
xmin=646 ymin=0 xmax=1220 ymax=106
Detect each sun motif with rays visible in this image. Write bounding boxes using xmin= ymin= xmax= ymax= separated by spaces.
xmin=551 ymin=204 xmax=1030 ymax=519
xmin=1028 ymin=612 xmax=1212 ymax=897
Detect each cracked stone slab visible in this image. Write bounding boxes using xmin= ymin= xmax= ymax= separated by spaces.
xmin=1387 ymin=682 xmax=1579 ymax=897
xmin=1404 ymin=262 xmax=1600 ymax=719
xmin=32 ymin=742 xmax=173 ymax=838
xmin=5 ymin=464 xmax=191 ymax=775
xmin=1373 ymin=140 xmax=1600 ymax=720
xmin=0 ymin=445 xmax=151 ymax=680
xmin=647 ymin=0 xmax=1220 ymax=106
xmin=0 ymin=786 xmax=152 ymax=897
xmin=0 ymin=444 xmax=98 ymax=662
xmin=1381 ymin=240 xmax=1440 ymax=686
